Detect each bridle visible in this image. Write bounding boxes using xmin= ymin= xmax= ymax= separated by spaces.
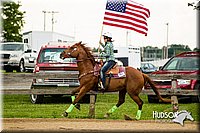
xmin=63 ymin=47 xmax=78 ymax=59
xmin=76 ymin=57 xmax=94 ymax=62
xmin=62 ymin=47 xmax=97 ymax=79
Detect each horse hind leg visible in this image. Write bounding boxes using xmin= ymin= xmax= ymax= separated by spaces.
xmin=104 ymin=89 xmax=127 ymax=118
xmin=128 ymin=93 xmax=143 ymax=120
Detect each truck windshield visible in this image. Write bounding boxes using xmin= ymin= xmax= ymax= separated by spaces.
xmin=163 ymin=57 xmax=199 ymax=71
xmin=38 ymin=48 xmax=76 ymax=63
xmin=1 ymin=44 xmax=24 ymax=51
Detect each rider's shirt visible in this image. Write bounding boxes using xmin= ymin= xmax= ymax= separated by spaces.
xmin=100 ymin=42 xmax=115 ymax=61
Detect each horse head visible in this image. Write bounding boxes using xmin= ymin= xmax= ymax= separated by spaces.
xmin=179 ymin=110 xmax=194 ymax=121
xmin=60 ymin=41 xmax=82 ymax=60
xmin=60 ymin=41 xmax=95 ymax=65
xmin=172 ymin=110 xmax=194 ymax=126
xmin=185 ymin=112 xmax=194 ymax=121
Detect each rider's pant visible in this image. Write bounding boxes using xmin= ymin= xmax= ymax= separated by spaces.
xmin=100 ymin=60 xmax=116 ymax=88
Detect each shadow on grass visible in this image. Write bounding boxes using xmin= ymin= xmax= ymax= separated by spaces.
xmin=42 ymin=94 xmax=92 ymax=104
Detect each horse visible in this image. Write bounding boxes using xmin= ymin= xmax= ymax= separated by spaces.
xmin=172 ymin=110 xmax=194 ymax=126
xmin=60 ymin=41 xmax=171 ymax=120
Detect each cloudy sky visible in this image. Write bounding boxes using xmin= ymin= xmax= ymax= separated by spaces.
xmin=15 ymin=0 xmax=198 ymax=49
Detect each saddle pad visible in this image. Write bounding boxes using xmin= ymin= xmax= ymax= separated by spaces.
xmin=106 ymin=67 xmax=126 ymax=78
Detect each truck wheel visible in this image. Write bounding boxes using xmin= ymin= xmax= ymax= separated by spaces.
xmin=191 ymin=83 xmax=200 ymax=103
xmin=17 ymin=60 xmax=25 ymax=72
xmin=5 ymin=66 xmax=13 ymax=72
xmin=50 ymin=94 xmax=63 ymax=98
xmin=30 ymin=94 xmax=44 ymax=104
xmin=147 ymin=95 xmax=159 ymax=103
xmin=30 ymin=86 xmax=44 ymax=104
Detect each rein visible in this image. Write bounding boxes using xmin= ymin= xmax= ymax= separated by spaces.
xmin=78 ymin=70 xmax=95 ymax=79
xmin=76 ymin=57 xmax=93 ymax=62
xmin=76 ymin=57 xmax=98 ymax=79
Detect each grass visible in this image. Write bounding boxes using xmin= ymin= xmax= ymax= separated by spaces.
xmin=2 ymin=94 xmax=200 ymax=121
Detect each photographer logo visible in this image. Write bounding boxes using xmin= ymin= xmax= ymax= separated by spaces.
xmin=153 ymin=110 xmax=194 ymax=126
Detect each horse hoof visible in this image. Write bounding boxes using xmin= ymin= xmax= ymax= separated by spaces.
xmin=124 ymin=114 xmax=133 ymax=120
xmin=62 ymin=112 xmax=68 ymax=117
xmin=104 ymin=113 xmax=110 ymax=118
xmin=75 ymin=103 xmax=81 ymax=111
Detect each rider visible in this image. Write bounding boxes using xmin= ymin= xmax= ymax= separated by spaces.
xmin=99 ymin=32 xmax=116 ymax=91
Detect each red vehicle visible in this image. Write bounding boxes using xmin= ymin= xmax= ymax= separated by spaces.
xmin=30 ymin=42 xmax=83 ymax=103
xmin=145 ymin=51 xmax=200 ymax=103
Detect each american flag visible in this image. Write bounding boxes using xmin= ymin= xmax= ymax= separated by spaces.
xmin=103 ymin=0 xmax=150 ymax=36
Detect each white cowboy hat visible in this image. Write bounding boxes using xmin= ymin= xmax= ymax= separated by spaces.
xmin=103 ymin=32 xmax=112 ymax=39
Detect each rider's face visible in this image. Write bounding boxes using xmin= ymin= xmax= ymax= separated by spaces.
xmin=104 ymin=37 xmax=108 ymax=42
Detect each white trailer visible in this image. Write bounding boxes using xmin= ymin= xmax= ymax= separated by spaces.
xmin=22 ymin=31 xmax=75 ymax=52
xmin=114 ymin=45 xmax=141 ymax=69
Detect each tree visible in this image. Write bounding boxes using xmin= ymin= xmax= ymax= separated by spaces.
xmin=1 ymin=1 xmax=25 ymax=42
xmin=168 ymin=44 xmax=192 ymax=57
xmin=193 ymin=47 xmax=200 ymax=52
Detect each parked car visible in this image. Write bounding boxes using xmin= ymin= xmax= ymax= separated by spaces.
xmin=145 ymin=51 xmax=200 ymax=103
xmin=140 ymin=62 xmax=158 ymax=74
xmin=31 ymin=42 xmax=92 ymax=104
xmin=0 ymin=42 xmax=37 ymax=72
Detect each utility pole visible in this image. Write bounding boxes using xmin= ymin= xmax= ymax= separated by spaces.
xmin=42 ymin=11 xmax=47 ymax=31
xmin=51 ymin=11 xmax=59 ymax=32
xmin=126 ymin=31 xmax=130 ymax=46
xmin=188 ymin=1 xmax=200 ymax=49
xmin=42 ymin=10 xmax=59 ymax=32
xmin=166 ymin=22 xmax=169 ymax=59
xmin=198 ymin=2 xmax=200 ymax=49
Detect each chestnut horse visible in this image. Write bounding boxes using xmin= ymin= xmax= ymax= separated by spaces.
xmin=60 ymin=42 xmax=171 ymax=120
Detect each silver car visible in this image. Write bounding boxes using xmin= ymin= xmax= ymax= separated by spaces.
xmin=0 ymin=42 xmax=37 ymax=72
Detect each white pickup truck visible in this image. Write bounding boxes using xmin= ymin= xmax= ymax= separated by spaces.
xmin=0 ymin=42 xmax=37 ymax=72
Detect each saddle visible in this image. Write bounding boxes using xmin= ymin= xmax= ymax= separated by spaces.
xmin=93 ymin=61 xmax=126 ymax=92
xmin=94 ymin=62 xmax=126 ymax=78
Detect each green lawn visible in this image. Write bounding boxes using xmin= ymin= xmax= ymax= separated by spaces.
xmin=2 ymin=94 xmax=199 ymax=121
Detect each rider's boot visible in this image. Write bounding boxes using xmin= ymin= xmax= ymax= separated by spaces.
xmin=99 ymin=81 xmax=105 ymax=92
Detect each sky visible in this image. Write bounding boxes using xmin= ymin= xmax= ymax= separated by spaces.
xmin=14 ymin=0 xmax=198 ymax=49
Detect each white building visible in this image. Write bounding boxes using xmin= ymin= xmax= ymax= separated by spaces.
xmin=114 ymin=45 xmax=141 ymax=69
xmin=22 ymin=31 xmax=75 ymax=52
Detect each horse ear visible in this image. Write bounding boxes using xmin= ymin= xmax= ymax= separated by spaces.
xmin=78 ymin=41 xmax=82 ymax=44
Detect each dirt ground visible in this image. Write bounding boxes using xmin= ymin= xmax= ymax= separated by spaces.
xmin=2 ymin=118 xmax=199 ymax=132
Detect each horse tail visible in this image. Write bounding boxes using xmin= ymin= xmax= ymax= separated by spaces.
xmin=142 ymin=74 xmax=172 ymax=103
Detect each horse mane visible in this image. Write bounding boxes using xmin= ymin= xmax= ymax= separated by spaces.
xmin=77 ymin=42 xmax=96 ymax=65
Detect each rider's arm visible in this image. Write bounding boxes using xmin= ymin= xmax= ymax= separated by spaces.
xmin=100 ymin=42 xmax=111 ymax=58
xmin=99 ymin=41 xmax=105 ymax=48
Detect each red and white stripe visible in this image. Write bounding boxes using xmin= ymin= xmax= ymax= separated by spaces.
xmin=103 ymin=0 xmax=150 ymax=36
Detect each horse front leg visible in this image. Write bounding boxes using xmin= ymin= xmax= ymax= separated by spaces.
xmin=63 ymin=86 xmax=88 ymax=117
xmin=71 ymin=86 xmax=83 ymax=110
xmin=62 ymin=86 xmax=82 ymax=117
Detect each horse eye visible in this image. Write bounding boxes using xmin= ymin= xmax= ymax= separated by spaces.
xmin=73 ymin=48 xmax=77 ymax=51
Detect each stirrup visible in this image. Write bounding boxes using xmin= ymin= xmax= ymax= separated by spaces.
xmin=100 ymin=82 xmax=105 ymax=89
xmin=99 ymin=81 xmax=105 ymax=91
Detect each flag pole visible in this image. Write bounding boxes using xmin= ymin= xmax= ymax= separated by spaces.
xmin=97 ymin=24 xmax=104 ymax=59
